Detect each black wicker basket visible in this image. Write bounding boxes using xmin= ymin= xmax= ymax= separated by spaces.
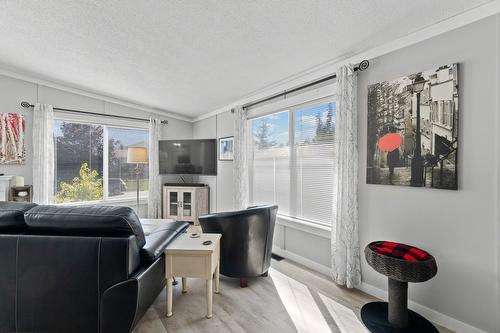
xmin=364 ymin=243 xmax=437 ymax=283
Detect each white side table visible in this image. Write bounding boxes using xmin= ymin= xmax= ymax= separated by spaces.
xmin=165 ymin=233 xmax=221 ymax=319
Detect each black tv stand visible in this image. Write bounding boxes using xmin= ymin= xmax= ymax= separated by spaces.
xmin=163 ymin=183 xmax=206 ymax=187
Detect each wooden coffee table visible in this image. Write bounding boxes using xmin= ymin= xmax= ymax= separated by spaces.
xmin=165 ymin=233 xmax=221 ymax=319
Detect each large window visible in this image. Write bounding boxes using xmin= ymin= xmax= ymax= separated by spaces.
xmin=251 ymin=100 xmax=336 ymax=226
xmin=54 ymin=120 xmax=148 ymax=203
xmin=252 ymin=111 xmax=290 ymax=215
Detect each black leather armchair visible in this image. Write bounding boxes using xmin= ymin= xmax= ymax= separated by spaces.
xmin=0 ymin=202 xmax=188 ymax=333
xmin=199 ymin=205 xmax=278 ymax=287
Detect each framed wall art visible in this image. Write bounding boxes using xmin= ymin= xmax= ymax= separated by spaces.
xmin=219 ymin=136 xmax=234 ymax=161
xmin=366 ymin=63 xmax=459 ymax=190
xmin=0 ymin=112 xmax=26 ymax=164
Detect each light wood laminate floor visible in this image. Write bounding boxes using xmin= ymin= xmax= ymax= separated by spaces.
xmin=133 ymin=258 xmax=453 ymax=333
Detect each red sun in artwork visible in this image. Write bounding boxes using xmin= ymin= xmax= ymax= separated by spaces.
xmin=377 ymin=133 xmax=403 ymax=152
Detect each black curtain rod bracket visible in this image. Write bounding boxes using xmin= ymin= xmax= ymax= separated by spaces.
xmin=20 ymin=102 xmax=168 ymax=124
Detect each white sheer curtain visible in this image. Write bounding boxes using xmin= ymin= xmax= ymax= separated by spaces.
xmin=331 ymin=65 xmax=361 ymax=288
xmin=233 ymin=106 xmax=250 ymax=210
xmin=148 ymin=118 xmax=162 ymax=218
xmin=32 ymin=104 xmax=54 ymax=204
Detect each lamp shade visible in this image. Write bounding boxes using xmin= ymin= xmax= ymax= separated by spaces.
xmin=127 ymin=147 xmax=148 ymax=164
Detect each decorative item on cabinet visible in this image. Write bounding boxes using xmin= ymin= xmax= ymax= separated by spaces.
xmin=10 ymin=185 xmax=33 ymax=202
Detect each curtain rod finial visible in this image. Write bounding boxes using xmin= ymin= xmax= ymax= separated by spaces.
xmin=21 ymin=101 xmax=31 ymax=108
xmin=358 ymin=60 xmax=369 ymax=71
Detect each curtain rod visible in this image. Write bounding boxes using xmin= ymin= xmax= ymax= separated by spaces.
xmin=20 ymin=101 xmax=168 ymax=124
xmin=236 ymin=60 xmax=370 ymax=112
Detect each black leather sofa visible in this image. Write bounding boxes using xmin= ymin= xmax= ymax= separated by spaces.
xmin=199 ymin=205 xmax=278 ymax=287
xmin=0 ymin=202 xmax=188 ymax=333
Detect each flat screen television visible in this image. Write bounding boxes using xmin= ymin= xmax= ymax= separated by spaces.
xmin=159 ymin=139 xmax=217 ymax=175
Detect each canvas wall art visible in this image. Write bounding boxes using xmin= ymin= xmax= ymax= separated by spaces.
xmin=0 ymin=112 xmax=26 ymax=164
xmin=366 ymin=64 xmax=459 ymax=190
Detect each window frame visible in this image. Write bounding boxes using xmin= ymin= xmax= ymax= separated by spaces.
xmin=249 ymin=94 xmax=337 ymax=227
xmin=53 ymin=114 xmax=149 ymax=204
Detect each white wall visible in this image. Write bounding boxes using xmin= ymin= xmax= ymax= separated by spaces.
xmin=192 ymin=14 xmax=500 ymax=333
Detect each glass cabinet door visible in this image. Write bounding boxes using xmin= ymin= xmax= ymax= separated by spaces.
xmin=182 ymin=191 xmax=192 ymax=217
xmin=168 ymin=191 xmax=178 ymax=217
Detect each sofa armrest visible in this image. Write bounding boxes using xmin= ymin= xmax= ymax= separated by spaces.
xmin=140 ymin=221 xmax=189 ymax=263
xmin=100 ymin=256 xmax=167 ymax=333
xmin=100 ymin=278 xmax=138 ymax=333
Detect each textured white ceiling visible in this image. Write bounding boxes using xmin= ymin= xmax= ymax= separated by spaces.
xmin=0 ymin=0 xmax=492 ymax=118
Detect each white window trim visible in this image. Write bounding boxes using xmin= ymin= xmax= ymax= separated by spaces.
xmin=249 ymin=86 xmax=337 ymax=229
xmin=276 ymin=214 xmax=331 ymax=239
xmin=53 ymin=116 xmax=149 ymax=204
xmin=57 ymin=196 xmax=148 ymax=207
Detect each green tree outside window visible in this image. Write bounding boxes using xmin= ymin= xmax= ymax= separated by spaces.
xmin=55 ymin=162 xmax=103 ymax=203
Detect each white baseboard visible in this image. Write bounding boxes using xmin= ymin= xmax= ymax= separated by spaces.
xmin=357 ymin=282 xmax=489 ymax=333
xmin=272 ymin=247 xmax=489 ymax=333
xmin=272 ymin=246 xmax=332 ymax=277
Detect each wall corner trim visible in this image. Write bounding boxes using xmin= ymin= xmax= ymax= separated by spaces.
xmin=272 ymin=246 xmax=332 ymax=277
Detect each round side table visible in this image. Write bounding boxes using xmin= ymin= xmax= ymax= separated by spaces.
xmin=361 ymin=241 xmax=438 ymax=333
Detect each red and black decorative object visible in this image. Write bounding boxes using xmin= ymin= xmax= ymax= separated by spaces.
xmin=361 ymin=241 xmax=438 ymax=333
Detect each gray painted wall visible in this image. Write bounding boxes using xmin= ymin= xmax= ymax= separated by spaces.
xmin=191 ymin=15 xmax=500 ymax=332
xmin=497 ymin=13 xmax=500 ymax=333
xmin=0 ymin=76 xmax=37 ymax=183
xmin=192 ymin=111 xmax=234 ymax=214
xmin=358 ymin=15 xmax=498 ymax=332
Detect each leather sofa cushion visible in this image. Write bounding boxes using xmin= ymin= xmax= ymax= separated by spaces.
xmin=140 ymin=221 xmax=189 ymax=263
xmin=24 ymin=205 xmax=146 ymax=248
xmin=0 ymin=202 xmax=38 ymax=232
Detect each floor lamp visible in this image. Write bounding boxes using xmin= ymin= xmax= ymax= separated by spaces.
xmin=127 ymin=147 xmax=148 ymax=215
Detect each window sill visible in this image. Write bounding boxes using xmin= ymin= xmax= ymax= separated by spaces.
xmin=55 ymin=197 xmax=148 ymax=206
xmin=276 ymin=214 xmax=331 ymax=239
